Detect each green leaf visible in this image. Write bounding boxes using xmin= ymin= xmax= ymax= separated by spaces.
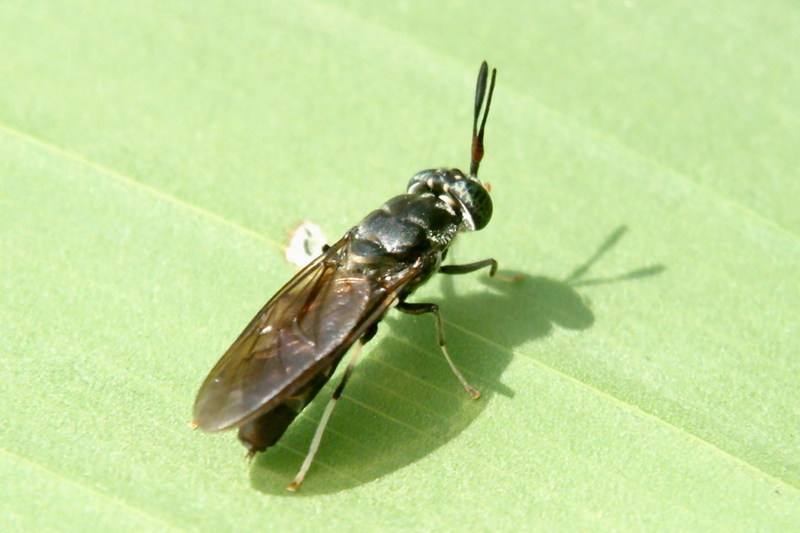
xmin=2 ymin=1 xmax=798 ymax=530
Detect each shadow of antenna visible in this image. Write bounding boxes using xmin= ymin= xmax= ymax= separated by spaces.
xmin=564 ymin=225 xmax=665 ymax=287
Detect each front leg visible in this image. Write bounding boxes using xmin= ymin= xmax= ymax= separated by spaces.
xmin=439 ymin=258 xmax=497 ymax=276
xmin=439 ymin=258 xmax=520 ymax=282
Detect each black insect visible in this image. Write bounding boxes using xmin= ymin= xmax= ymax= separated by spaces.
xmin=193 ymin=61 xmax=506 ymax=491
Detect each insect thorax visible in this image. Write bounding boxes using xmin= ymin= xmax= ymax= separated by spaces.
xmin=346 ymin=192 xmax=461 ymax=273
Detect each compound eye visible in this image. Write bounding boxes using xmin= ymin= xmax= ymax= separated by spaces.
xmin=449 ymin=179 xmax=493 ymax=230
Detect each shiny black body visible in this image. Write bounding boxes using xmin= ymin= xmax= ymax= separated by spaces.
xmin=193 ymin=62 xmax=499 ymax=468
xmin=230 ymin=191 xmax=462 ymax=453
xmin=351 ymin=192 xmax=459 ymax=288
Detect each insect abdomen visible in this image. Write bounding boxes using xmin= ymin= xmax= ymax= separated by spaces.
xmin=238 ymin=359 xmax=343 ymax=455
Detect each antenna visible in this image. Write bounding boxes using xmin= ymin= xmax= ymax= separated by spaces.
xmin=470 ymin=61 xmax=497 ymax=177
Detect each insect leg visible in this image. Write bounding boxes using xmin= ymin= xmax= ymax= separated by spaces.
xmin=286 ymin=325 xmax=377 ymax=492
xmin=439 ymin=258 xmax=497 ymax=276
xmin=396 ymin=301 xmax=481 ymax=399
xmin=439 ymin=258 xmax=520 ymax=282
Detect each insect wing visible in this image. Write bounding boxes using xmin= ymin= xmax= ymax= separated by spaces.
xmin=192 ymin=238 xmax=368 ymax=431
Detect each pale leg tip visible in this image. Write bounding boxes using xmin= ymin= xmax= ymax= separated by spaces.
xmin=493 ymin=273 xmax=523 ymax=283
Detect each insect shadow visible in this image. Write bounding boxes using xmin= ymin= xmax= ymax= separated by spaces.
xmin=249 ymin=225 xmax=664 ymax=494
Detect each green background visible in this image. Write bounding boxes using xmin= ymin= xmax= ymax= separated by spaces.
xmin=2 ymin=1 xmax=798 ymax=530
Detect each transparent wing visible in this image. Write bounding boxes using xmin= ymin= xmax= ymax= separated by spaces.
xmin=193 ymin=235 xmax=416 ymax=432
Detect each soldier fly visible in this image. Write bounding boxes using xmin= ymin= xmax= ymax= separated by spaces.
xmin=193 ymin=61 xmax=505 ymax=491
